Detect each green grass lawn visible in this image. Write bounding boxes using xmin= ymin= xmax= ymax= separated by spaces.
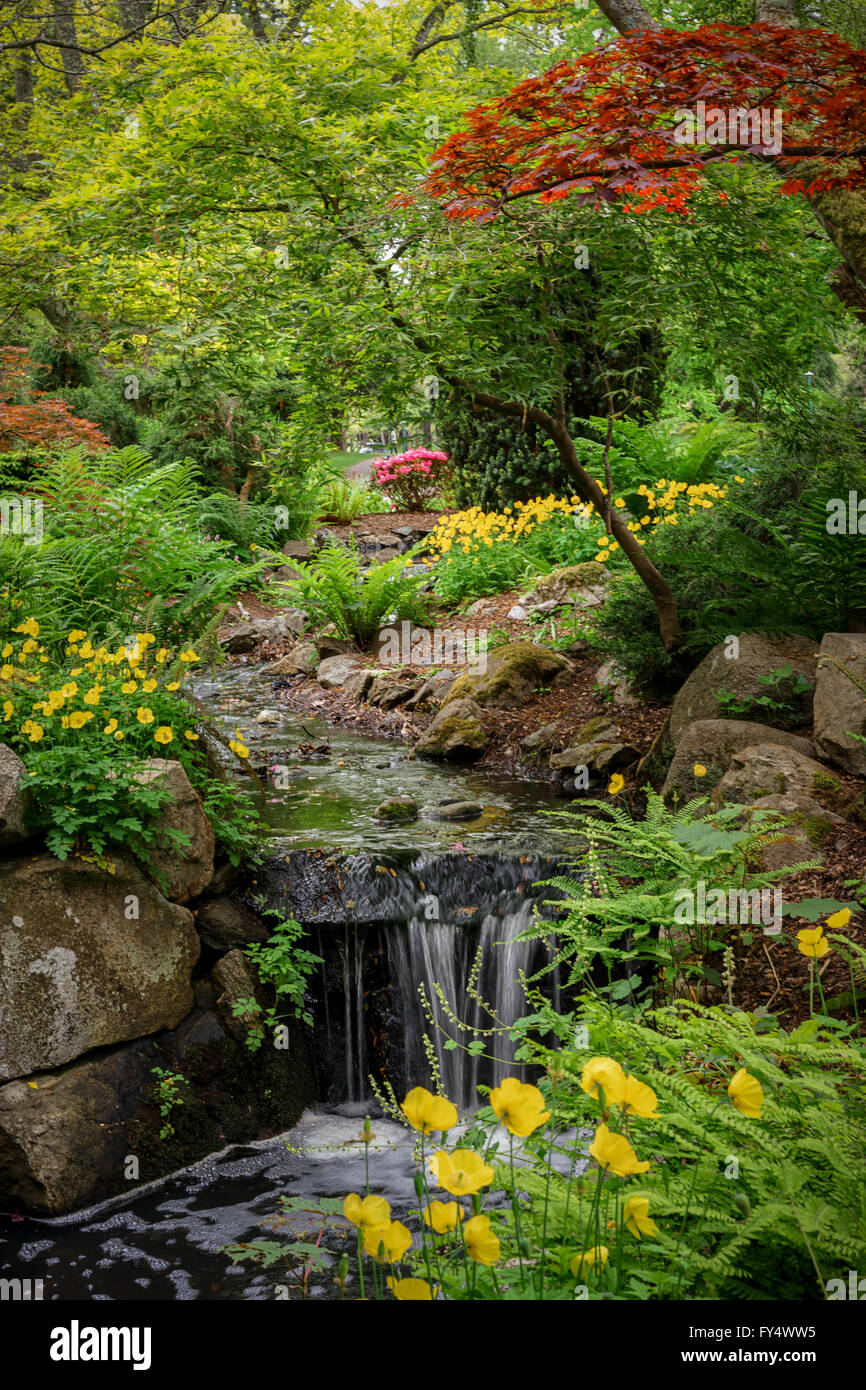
xmin=327 ymin=448 xmax=388 ymax=471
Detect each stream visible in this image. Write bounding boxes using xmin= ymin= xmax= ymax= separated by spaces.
xmin=0 ymin=663 xmax=587 ymax=1300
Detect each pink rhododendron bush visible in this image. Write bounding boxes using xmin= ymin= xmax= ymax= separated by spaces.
xmin=372 ymin=448 xmax=451 ymax=510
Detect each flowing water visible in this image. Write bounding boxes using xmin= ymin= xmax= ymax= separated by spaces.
xmin=0 ymin=662 xmax=587 ymax=1299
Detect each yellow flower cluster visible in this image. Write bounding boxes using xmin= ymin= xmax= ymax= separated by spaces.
xmin=0 ymin=621 xmax=200 ymax=750
xmin=427 ymin=495 xmax=590 ymax=563
xmin=427 ymin=478 xmax=733 ymax=571
xmin=341 ymin=1052 xmax=770 ymax=1299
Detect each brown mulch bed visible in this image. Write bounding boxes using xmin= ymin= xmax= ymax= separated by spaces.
xmin=322 ymin=508 xmax=448 ymax=541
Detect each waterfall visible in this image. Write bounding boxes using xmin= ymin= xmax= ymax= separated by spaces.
xmin=255 ymin=849 xmax=571 ymax=1113
xmin=384 ymin=899 xmax=554 ymax=1109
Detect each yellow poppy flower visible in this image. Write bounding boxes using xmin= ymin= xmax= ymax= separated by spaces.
xmin=13 ymin=617 xmax=39 ymax=637
xmin=429 ymin=1149 xmax=494 ymax=1196
xmin=0 ymin=665 xmax=13 ymax=681
xmin=400 ymin=1086 xmax=457 ymax=1135
xmin=343 ymin=1193 xmax=390 ymax=1231
xmin=607 ymin=773 xmax=624 ymax=795
xmin=387 ymin=1276 xmax=434 ymax=1300
xmin=797 ymin=927 xmax=830 ymax=959
xmin=142 ymin=678 xmax=158 ymax=693
xmin=184 ymin=730 xmax=199 ymax=741
xmin=103 ymin=719 xmax=118 ymax=735
xmin=363 ymin=1219 xmax=412 ymax=1263
xmin=490 ymin=1077 xmax=550 ymax=1137
xmin=67 ymin=629 xmax=87 ymax=643
xmin=825 ymin=908 xmax=851 ymax=931
xmin=61 ymin=681 xmax=78 ymax=699
xmin=589 ymin=1124 xmax=650 ymax=1176
xmin=463 ymin=1214 xmax=500 ymax=1265
xmin=622 ymin=1074 xmax=659 ymax=1118
xmin=136 ymin=707 xmax=155 ymax=725
xmin=623 ymin=1195 xmax=658 ymax=1239
xmin=83 ymin=685 xmax=101 ymax=705
xmin=570 ymin=1245 xmax=608 ymax=1276
xmin=121 ymin=681 xmax=137 ymax=694
xmin=68 ymin=710 xmax=93 ymax=729
xmin=2 ymin=700 xmax=14 ymax=721
xmin=155 ymin=648 xmax=170 ymax=664
xmin=166 ymin=682 xmax=181 ymax=692
xmin=179 ymin=649 xmax=199 ymax=662
xmin=693 ymin=763 xmax=708 ymax=777
xmin=580 ymin=1057 xmax=626 ymax=1107
xmin=228 ymin=738 xmax=250 ymax=758
xmin=154 ymin=726 xmax=173 ymax=745
xmin=424 ymin=1200 xmax=463 ymax=1234
xmin=728 ymin=1068 xmax=763 ymax=1118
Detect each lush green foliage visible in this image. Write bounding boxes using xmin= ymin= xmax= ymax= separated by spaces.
xmin=537 ymin=790 xmax=820 ymax=1004
xmin=280 ymin=543 xmax=431 ymax=646
xmin=233 ymin=914 xmax=324 ymax=1047
xmin=1 ymin=447 xmax=267 ymax=647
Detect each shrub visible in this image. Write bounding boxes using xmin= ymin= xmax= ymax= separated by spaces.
xmin=371 ymin=448 xmax=451 ymax=510
xmin=0 ymin=614 xmax=264 ymax=865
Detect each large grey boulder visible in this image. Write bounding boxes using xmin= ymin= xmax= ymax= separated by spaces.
xmin=662 ymin=720 xmax=816 ymax=801
xmin=263 ymin=642 xmax=320 ymax=678
xmin=713 ymin=744 xmax=844 ymax=808
xmin=134 ymin=759 xmax=215 ymax=903
xmin=0 ymin=745 xmax=32 ymax=849
xmin=669 ymin=633 xmax=817 ymax=744
xmin=415 ymin=699 xmax=488 ymax=762
xmin=0 ymin=1040 xmax=154 ymax=1214
xmin=443 ymin=642 xmax=573 ymax=710
xmin=813 ymin=633 xmax=866 ymax=776
xmin=0 ymin=855 xmax=199 ymax=1082
xmin=317 ymin=654 xmax=365 ymax=689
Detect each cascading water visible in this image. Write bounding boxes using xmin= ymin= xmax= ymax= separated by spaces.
xmin=253 ymin=848 xmax=570 ymax=1111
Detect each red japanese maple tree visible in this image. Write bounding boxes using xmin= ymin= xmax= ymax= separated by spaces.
xmin=0 ymin=347 xmax=110 ymax=453
xmin=424 ymin=23 xmax=866 ymax=219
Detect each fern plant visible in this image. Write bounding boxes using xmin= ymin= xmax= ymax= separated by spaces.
xmin=1 ymin=446 xmax=267 ymax=646
xmin=515 ymin=996 xmax=866 ymax=1299
xmin=278 ymin=542 xmax=431 ymax=645
xmin=533 ymin=791 xmax=819 ymax=1003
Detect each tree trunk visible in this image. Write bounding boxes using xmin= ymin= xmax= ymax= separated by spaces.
xmin=51 ymin=1 xmax=85 ymax=93
xmin=471 ymin=390 xmax=683 ymax=650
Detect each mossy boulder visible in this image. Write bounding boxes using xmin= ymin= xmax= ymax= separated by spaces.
xmin=373 ymin=798 xmax=420 ymax=823
xmin=662 ymin=720 xmax=817 ymax=802
xmin=443 ymin=642 xmax=573 ymax=710
xmin=528 ymin=562 xmax=611 ymax=608
xmin=415 ymin=699 xmax=488 ymax=762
